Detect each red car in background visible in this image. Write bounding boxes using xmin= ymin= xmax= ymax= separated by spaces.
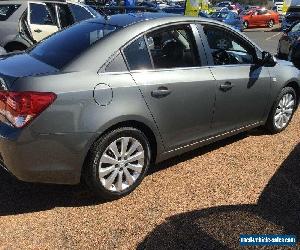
xmin=242 ymin=8 xmax=279 ymax=29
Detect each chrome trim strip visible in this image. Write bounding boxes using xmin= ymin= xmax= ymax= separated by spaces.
xmin=167 ymin=122 xmax=261 ymax=154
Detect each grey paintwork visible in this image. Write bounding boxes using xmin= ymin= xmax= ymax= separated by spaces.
xmin=0 ymin=14 xmax=299 ymax=185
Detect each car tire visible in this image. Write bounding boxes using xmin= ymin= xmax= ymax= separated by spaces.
xmin=5 ymin=43 xmax=27 ymax=53
xmin=84 ymin=127 xmax=151 ymax=200
xmin=265 ymin=87 xmax=297 ymax=134
xmin=243 ymin=21 xmax=249 ymax=29
xmin=267 ymin=19 xmax=274 ymax=28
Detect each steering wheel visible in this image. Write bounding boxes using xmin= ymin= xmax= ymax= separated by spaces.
xmin=212 ymin=49 xmax=231 ymax=65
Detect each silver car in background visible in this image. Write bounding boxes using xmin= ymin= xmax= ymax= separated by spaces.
xmin=0 ymin=0 xmax=100 ymax=52
xmin=0 ymin=13 xmax=299 ymax=200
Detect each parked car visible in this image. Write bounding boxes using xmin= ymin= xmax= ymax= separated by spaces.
xmin=161 ymin=6 xmax=184 ymax=14
xmin=0 ymin=0 xmax=101 ymax=52
xmin=278 ymin=21 xmax=300 ymax=68
xmin=0 ymin=13 xmax=299 ymax=199
xmin=242 ymin=8 xmax=279 ymax=29
xmin=214 ymin=1 xmax=232 ymax=11
xmin=199 ymin=11 xmax=210 ymax=18
xmin=210 ymin=11 xmax=243 ymax=31
xmin=282 ymin=5 xmax=300 ymax=31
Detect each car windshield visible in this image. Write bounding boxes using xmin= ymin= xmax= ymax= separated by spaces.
xmin=29 ymin=22 xmax=118 ymax=69
xmin=211 ymin=12 xmax=229 ymax=19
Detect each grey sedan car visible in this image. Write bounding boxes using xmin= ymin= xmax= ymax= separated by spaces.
xmin=0 ymin=13 xmax=299 ymax=199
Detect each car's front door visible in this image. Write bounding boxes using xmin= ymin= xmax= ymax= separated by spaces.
xmin=200 ymin=24 xmax=271 ymax=132
xmin=123 ymin=24 xmax=217 ymax=151
xmin=28 ymin=2 xmax=59 ymax=42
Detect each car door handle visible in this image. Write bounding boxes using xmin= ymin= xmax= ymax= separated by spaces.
xmin=34 ymin=29 xmax=42 ymax=33
xmin=220 ymin=82 xmax=234 ymax=91
xmin=151 ymin=87 xmax=172 ymax=98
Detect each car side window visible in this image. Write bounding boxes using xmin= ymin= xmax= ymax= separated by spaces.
xmin=257 ymin=9 xmax=268 ymax=15
xmin=57 ymin=4 xmax=75 ymax=28
xmin=0 ymin=4 xmax=20 ymax=21
xmin=123 ymin=36 xmax=153 ymax=71
xmin=105 ymin=52 xmax=128 ymax=73
xmin=69 ymin=4 xmax=93 ymax=22
xmin=30 ymin=3 xmax=54 ymax=25
xmin=203 ymin=25 xmax=255 ymax=66
xmin=145 ymin=25 xmax=201 ymax=69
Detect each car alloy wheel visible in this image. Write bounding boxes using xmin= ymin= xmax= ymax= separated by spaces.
xmin=268 ymin=20 xmax=274 ymax=28
xmin=84 ymin=127 xmax=151 ymax=200
xmin=243 ymin=21 xmax=248 ymax=29
xmin=273 ymin=93 xmax=295 ymax=130
xmin=99 ymin=137 xmax=144 ymax=192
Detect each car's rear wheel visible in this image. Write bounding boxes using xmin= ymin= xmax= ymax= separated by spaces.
xmin=84 ymin=127 xmax=151 ymax=200
xmin=267 ymin=19 xmax=274 ymax=28
xmin=265 ymin=87 xmax=297 ymax=133
xmin=243 ymin=21 xmax=249 ymax=29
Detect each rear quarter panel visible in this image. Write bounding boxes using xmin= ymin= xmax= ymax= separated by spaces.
xmin=11 ymin=70 xmax=164 ymax=157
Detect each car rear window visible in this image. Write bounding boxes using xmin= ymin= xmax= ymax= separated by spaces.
xmin=0 ymin=4 xmax=20 ymax=21
xmin=29 ymin=22 xmax=118 ymax=69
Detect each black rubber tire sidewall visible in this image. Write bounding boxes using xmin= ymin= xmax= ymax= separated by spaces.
xmin=84 ymin=127 xmax=151 ymax=200
xmin=266 ymin=87 xmax=297 ymax=134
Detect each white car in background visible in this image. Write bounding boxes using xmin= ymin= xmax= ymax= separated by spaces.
xmin=0 ymin=0 xmax=101 ymax=52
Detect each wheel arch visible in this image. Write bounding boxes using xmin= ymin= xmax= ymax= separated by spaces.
xmin=285 ymin=81 xmax=300 ymax=107
xmin=81 ymin=118 xmax=163 ymax=182
xmin=4 ymin=41 xmax=28 ymax=52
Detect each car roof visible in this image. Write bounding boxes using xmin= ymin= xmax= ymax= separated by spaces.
xmin=86 ymin=12 xmax=179 ymax=28
xmin=65 ymin=14 xmax=262 ymax=72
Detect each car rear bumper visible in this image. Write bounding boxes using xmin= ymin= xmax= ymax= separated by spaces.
xmin=0 ymin=122 xmax=95 ymax=185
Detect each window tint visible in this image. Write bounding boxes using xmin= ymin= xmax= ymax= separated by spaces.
xmin=257 ymin=9 xmax=268 ymax=15
xmin=69 ymin=4 xmax=93 ymax=22
xmin=146 ymin=25 xmax=200 ymax=69
xmin=203 ymin=25 xmax=255 ymax=65
xmin=30 ymin=3 xmax=54 ymax=25
xmin=29 ymin=22 xmax=118 ymax=69
xmin=105 ymin=53 xmax=128 ymax=73
xmin=0 ymin=4 xmax=20 ymax=21
xmin=57 ymin=4 xmax=74 ymax=28
xmin=123 ymin=36 xmax=152 ymax=71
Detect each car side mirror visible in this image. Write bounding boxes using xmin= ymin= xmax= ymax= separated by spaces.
xmin=258 ymin=51 xmax=277 ymax=67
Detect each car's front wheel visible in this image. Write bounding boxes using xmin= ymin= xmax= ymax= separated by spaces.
xmin=243 ymin=21 xmax=249 ymax=29
xmin=84 ymin=127 xmax=151 ymax=200
xmin=265 ymin=87 xmax=297 ymax=133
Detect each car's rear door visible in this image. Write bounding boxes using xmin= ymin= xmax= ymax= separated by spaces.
xmin=123 ymin=24 xmax=217 ymax=151
xmin=199 ymin=23 xmax=271 ymax=132
xmin=27 ymin=2 xmax=59 ymax=42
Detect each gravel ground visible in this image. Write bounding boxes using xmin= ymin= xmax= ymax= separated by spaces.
xmin=0 ymin=109 xmax=299 ymax=250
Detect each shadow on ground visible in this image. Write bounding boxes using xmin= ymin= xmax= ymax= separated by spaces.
xmin=137 ymin=143 xmax=300 ymax=250
xmin=0 ymin=132 xmax=248 ymax=216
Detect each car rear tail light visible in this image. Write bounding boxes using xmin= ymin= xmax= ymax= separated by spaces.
xmin=0 ymin=91 xmax=56 ymax=128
